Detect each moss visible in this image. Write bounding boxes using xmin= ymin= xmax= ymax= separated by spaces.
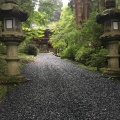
xmin=0 ymin=75 xmax=29 ymax=84
xmin=0 ymin=86 xmax=7 ymax=102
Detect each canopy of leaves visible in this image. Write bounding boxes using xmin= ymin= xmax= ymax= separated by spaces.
xmin=38 ymin=0 xmax=63 ymax=22
xmin=23 ymin=27 xmax=45 ymax=41
xmin=50 ymin=6 xmax=78 ymax=49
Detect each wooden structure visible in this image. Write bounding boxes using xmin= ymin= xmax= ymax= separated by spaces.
xmin=33 ymin=29 xmax=53 ymax=52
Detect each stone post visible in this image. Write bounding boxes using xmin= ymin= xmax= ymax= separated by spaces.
xmin=107 ymin=41 xmax=120 ymax=70
xmin=5 ymin=42 xmax=20 ymax=76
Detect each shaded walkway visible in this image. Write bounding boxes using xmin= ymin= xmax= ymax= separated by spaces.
xmin=0 ymin=53 xmax=120 ymax=120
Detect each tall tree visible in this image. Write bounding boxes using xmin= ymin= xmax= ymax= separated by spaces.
xmin=50 ymin=6 xmax=78 ymax=52
xmin=38 ymin=0 xmax=63 ymax=22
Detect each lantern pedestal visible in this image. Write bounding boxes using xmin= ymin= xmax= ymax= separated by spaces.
xmin=0 ymin=34 xmax=25 ymax=77
xmin=0 ymin=35 xmax=30 ymax=83
xmin=103 ymin=41 xmax=120 ymax=78
xmin=0 ymin=75 xmax=30 ymax=85
xmin=5 ymin=42 xmax=20 ymax=76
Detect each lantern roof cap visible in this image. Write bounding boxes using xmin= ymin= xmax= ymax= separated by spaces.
xmin=97 ymin=8 xmax=120 ymax=24
xmin=0 ymin=0 xmax=28 ymax=22
xmin=5 ymin=0 xmax=16 ymax=4
xmin=96 ymin=0 xmax=120 ymax=24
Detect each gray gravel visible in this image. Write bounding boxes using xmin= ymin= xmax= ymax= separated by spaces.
xmin=0 ymin=53 xmax=120 ymax=120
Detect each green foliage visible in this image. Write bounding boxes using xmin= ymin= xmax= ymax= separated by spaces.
xmin=39 ymin=0 xmax=63 ymax=22
xmin=19 ymin=39 xmax=39 ymax=56
xmin=0 ymin=58 xmax=6 ymax=75
xmin=68 ymin=0 xmax=73 ymax=10
xmin=116 ymin=0 xmax=120 ymax=9
xmin=23 ymin=28 xmax=45 ymax=40
xmin=74 ymin=12 xmax=103 ymax=68
xmin=90 ymin=48 xmax=108 ymax=68
xmin=24 ymin=44 xmax=38 ymax=56
xmin=89 ymin=0 xmax=99 ymax=12
xmin=75 ymin=47 xmax=108 ymax=69
xmin=50 ymin=5 xmax=106 ymax=69
xmin=75 ymin=47 xmax=94 ymax=65
xmin=24 ymin=11 xmax=48 ymax=28
xmin=50 ymin=7 xmax=78 ymax=51
xmin=0 ymin=86 xmax=8 ymax=103
xmin=19 ymin=27 xmax=44 ymax=55
xmin=79 ymin=12 xmax=103 ymax=48
xmin=0 ymin=43 xmax=6 ymax=54
xmin=61 ymin=45 xmax=78 ymax=60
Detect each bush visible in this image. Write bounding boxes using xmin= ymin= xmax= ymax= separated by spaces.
xmin=0 ymin=43 xmax=6 ymax=54
xmin=75 ymin=47 xmax=107 ymax=70
xmin=61 ymin=45 xmax=78 ymax=60
xmin=90 ymin=48 xmax=108 ymax=68
xmin=0 ymin=58 xmax=6 ymax=75
xmin=75 ymin=47 xmax=94 ymax=65
xmin=22 ymin=44 xmax=38 ymax=56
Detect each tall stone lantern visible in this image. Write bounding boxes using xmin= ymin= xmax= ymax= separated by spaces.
xmin=97 ymin=0 xmax=120 ymax=78
xmin=0 ymin=0 xmax=28 ymax=77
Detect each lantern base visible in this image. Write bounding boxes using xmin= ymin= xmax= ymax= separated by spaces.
xmin=103 ymin=68 xmax=120 ymax=79
xmin=0 ymin=75 xmax=30 ymax=85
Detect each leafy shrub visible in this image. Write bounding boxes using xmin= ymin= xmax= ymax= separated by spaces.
xmin=0 ymin=43 xmax=6 ymax=54
xmin=61 ymin=45 xmax=78 ymax=60
xmin=0 ymin=58 xmax=6 ymax=75
xmin=75 ymin=47 xmax=94 ymax=65
xmin=90 ymin=48 xmax=108 ymax=68
xmin=21 ymin=44 xmax=38 ymax=56
xmin=75 ymin=47 xmax=107 ymax=69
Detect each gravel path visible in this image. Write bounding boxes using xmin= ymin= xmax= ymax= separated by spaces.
xmin=0 ymin=53 xmax=120 ymax=120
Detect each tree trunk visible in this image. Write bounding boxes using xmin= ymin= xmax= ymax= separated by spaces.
xmin=99 ymin=0 xmax=105 ymax=8
xmin=73 ymin=0 xmax=83 ymax=25
xmin=83 ymin=0 xmax=89 ymax=20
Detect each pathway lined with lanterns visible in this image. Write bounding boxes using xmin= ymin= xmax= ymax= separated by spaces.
xmin=0 ymin=53 xmax=120 ymax=120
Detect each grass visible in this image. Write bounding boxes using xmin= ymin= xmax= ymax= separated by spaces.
xmin=77 ymin=63 xmax=106 ymax=73
xmin=66 ymin=59 xmax=105 ymax=73
xmin=0 ymin=53 xmax=35 ymax=102
xmin=19 ymin=53 xmax=35 ymax=69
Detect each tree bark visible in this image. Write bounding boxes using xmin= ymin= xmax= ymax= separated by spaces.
xmin=99 ymin=0 xmax=105 ymax=8
xmin=73 ymin=0 xmax=83 ymax=25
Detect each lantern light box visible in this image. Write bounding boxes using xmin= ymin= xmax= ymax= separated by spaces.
xmin=5 ymin=19 xmax=13 ymax=29
xmin=113 ymin=21 xmax=119 ymax=30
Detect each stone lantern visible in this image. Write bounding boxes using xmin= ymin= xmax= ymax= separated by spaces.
xmin=97 ymin=0 xmax=120 ymax=78
xmin=0 ymin=0 xmax=28 ymax=77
